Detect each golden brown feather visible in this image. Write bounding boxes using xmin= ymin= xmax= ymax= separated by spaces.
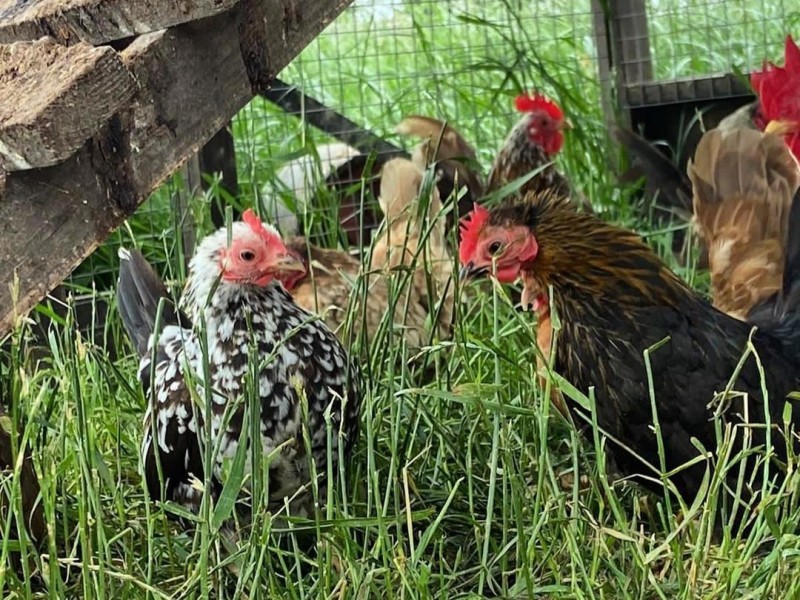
xmin=372 ymin=158 xmax=455 ymax=340
xmin=460 ymin=191 xmax=800 ymax=515
xmin=283 ymin=158 xmax=454 ymax=349
xmin=689 ymin=128 xmax=800 ymax=319
xmin=396 ymin=115 xmax=484 ymax=197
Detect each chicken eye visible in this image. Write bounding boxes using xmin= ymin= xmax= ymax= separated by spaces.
xmin=240 ymin=250 xmax=256 ymax=262
xmin=488 ymin=241 xmax=503 ymax=256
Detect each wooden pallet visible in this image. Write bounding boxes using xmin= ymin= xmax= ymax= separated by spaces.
xmin=0 ymin=0 xmax=353 ymax=337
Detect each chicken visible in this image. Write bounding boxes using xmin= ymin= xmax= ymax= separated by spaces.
xmin=688 ymin=128 xmax=800 ymax=320
xmin=459 ymin=192 xmax=800 ymax=515
xmin=369 ymin=157 xmax=455 ymax=340
xmin=396 ymin=115 xmax=485 ymax=227
xmin=282 ymin=158 xmax=454 ymax=349
xmin=280 ymin=237 xmax=395 ymax=347
xmin=615 ymin=35 xmax=800 ymax=266
xmin=486 ymin=92 xmax=573 ymax=200
xmin=116 ymin=210 xmax=361 ymax=518
xmin=750 ymin=35 xmax=800 ymax=164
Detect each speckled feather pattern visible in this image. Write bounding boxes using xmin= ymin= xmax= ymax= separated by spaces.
xmin=486 ymin=114 xmax=571 ymax=198
xmin=133 ymin=227 xmax=360 ymax=515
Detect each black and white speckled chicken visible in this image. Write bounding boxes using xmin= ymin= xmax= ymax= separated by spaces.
xmin=116 ymin=210 xmax=361 ymax=518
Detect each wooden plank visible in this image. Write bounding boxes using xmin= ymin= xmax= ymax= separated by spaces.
xmin=0 ymin=37 xmax=136 ymax=171
xmin=238 ymin=0 xmax=353 ymax=93
xmin=0 ymin=0 xmax=239 ymax=45
xmin=0 ymin=0 xmax=353 ymax=336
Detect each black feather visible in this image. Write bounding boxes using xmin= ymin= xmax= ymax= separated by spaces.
xmin=748 ymin=188 xmax=800 ymax=357
xmin=614 ymin=127 xmax=693 ymax=218
xmin=116 ymin=248 xmax=190 ymax=357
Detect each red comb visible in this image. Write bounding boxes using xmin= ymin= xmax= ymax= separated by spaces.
xmin=459 ymin=204 xmax=490 ymax=265
xmin=514 ymin=92 xmax=564 ymax=122
xmin=750 ymin=35 xmax=800 ymax=124
xmin=242 ymin=209 xmax=280 ymax=245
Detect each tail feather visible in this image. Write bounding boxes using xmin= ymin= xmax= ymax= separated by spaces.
xmin=614 ymin=127 xmax=693 ymax=218
xmin=116 ymin=248 xmax=188 ymax=357
xmin=689 ymin=128 xmax=800 ymax=319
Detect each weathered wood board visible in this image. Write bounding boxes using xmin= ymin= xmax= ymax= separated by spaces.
xmin=0 ymin=0 xmax=355 ymax=337
xmin=0 ymin=37 xmax=136 ymax=171
xmin=0 ymin=0 xmax=239 ymax=45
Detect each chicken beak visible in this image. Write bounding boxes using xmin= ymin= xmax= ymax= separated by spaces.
xmin=272 ymin=252 xmax=306 ymax=275
xmin=765 ymin=119 xmax=799 ymax=136
xmin=459 ymin=263 xmax=475 ymax=281
xmin=459 ymin=262 xmax=487 ymax=281
xmin=560 ymin=118 xmax=574 ymax=131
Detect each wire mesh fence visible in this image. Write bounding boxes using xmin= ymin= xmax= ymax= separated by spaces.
xmin=66 ymin=0 xmax=600 ymax=295
xmin=612 ymin=0 xmax=798 ymax=106
xmin=62 ymin=0 xmax=797 ymax=298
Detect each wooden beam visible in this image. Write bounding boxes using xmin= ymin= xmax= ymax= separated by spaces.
xmin=0 ymin=0 xmax=239 ymax=45
xmin=262 ymin=78 xmax=403 ymax=155
xmin=0 ymin=0 xmax=354 ymax=336
xmin=0 ymin=37 xmax=136 ymax=171
xmin=237 ymin=0 xmax=353 ymax=93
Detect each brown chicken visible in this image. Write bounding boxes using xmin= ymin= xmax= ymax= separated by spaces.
xmin=486 ymin=92 xmax=574 ymax=200
xmin=282 ymin=158 xmax=454 ymax=349
xmin=370 ymin=157 xmax=454 ymax=339
xmin=459 ymin=191 xmax=800 ymax=519
xmin=615 ymin=35 xmax=800 ymax=268
xmin=689 ymin=128 xmax=800 ymax=320
xmin=396 ymin=115 xmax=485 ymax=226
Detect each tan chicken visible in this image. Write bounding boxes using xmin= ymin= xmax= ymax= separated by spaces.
xmin=396 ymin=115 xmax=485 ymax=226
xmin=282 ymin=158 xmax=454 ymax=349
xmin=688 ymin=128 xmax=800 ymax=320
xmin=369 ymin=157 xmax=454 ymax=340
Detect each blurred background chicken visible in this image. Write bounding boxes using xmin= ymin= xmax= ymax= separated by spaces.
xmin=396 ymin=116 xmax=485 ymax=230
xmin=261 ymin=142 xmax=362 ymax=237
xmin=261 ymin=114 xmax=485 ymax=248
xmin=486 ymin=92 xmax=594 ymax=214
xmin=615 ymin=35 xmax=800 ymax=266
xmin=282 ymin=157 xmax=454 ymax=350
xmin=688 ymin=128 xmax=800 ymax=321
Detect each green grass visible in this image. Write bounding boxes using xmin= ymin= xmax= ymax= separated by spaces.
xmin=3 ymin=0 xmax=800 ymax=597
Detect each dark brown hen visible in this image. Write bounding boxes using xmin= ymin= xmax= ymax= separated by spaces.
xmin=460 ymin=193 xmax=800 ymax=516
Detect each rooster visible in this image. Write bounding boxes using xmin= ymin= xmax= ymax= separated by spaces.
xmin=459 ymin=192 xmax=800 ymax=515
xmin=281 ymin=158 xmax=454 ymax=349
xmin=688 ymin=128 xmax=800 ymax=321
xmin=487 ymin=92 xmax=574 ymax=200
xmin=116 ymin=210 xmax=361 ymax=517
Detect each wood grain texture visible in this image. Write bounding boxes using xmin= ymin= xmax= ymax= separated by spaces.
xmin=0 ymin=0 xmax=239 ymax=44
xmin=0 ymin=37 xmax=136 ymax=170
xmin=0 ymin=0 xmax=354 ymax=336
